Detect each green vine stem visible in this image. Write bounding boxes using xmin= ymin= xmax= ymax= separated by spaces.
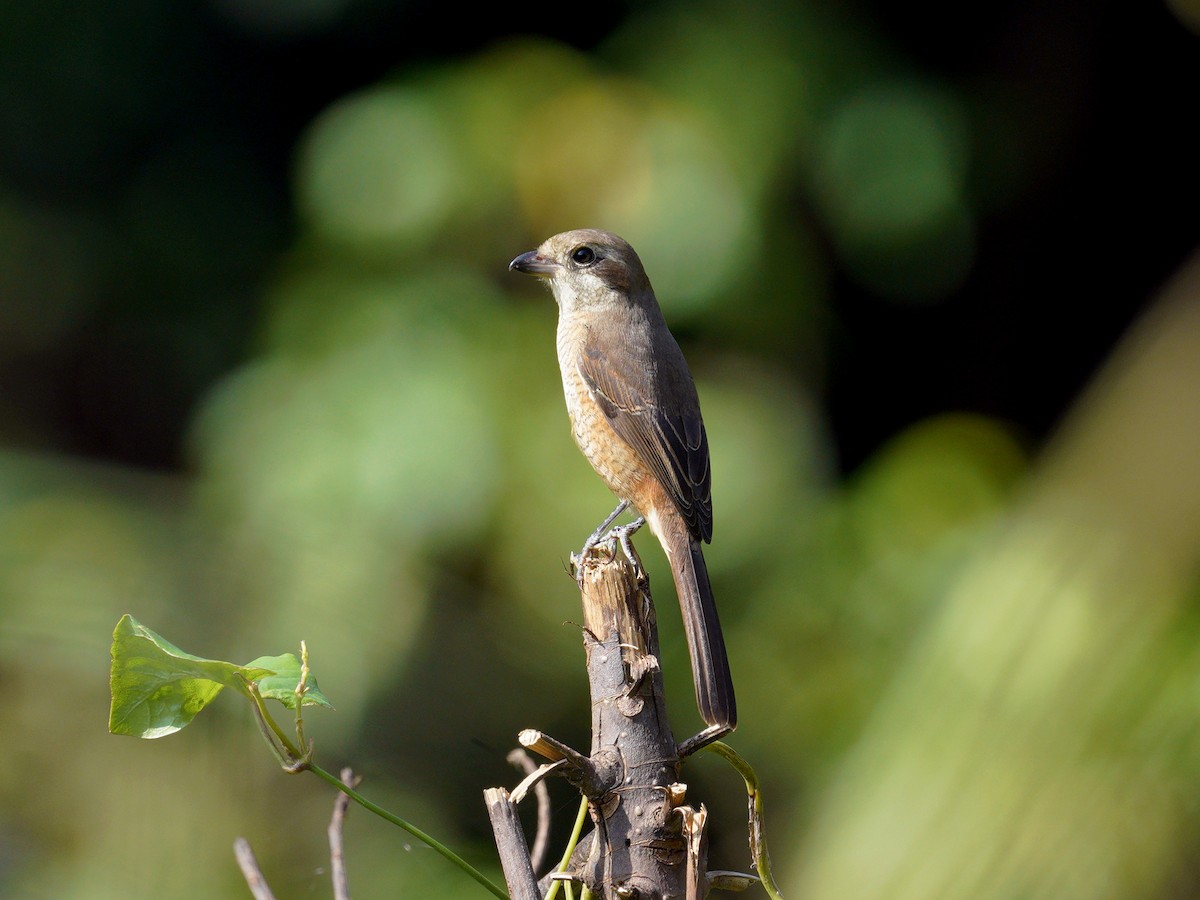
xmin=704 ymin=741 xmax=784 ymax=899
xmin=544 ymin=795 xmax=590 ymax=900
xmin=307 ymin=762 xmax=508 ymax=899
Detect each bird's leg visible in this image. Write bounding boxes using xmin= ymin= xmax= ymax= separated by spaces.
xmin=580 ymin=499 xmax=630 ymax=559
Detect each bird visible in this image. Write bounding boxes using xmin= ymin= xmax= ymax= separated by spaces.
xmin=509 ymin=228 xmax=736 ymax=745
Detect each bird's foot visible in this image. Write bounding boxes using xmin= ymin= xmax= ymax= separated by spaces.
xmin=579 ymin=499 xmax=629 ymax=561
xmin=612 ymin=516 xmax=645 ymax=566
xmin=573 ymin=504 xmax=646 ymax=582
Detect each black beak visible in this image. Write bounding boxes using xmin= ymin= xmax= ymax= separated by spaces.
xmin=509 ymin=250 xmax=560 ymax=277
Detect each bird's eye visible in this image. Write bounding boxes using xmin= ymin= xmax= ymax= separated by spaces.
xmin=571 ymin=246 xmax=596 ymax=266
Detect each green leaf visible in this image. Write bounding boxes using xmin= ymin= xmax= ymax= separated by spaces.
xmin=247 ymin=653 xmax=334 ymax=710
xmin=108 ymin=615 xmax=273 ymax=739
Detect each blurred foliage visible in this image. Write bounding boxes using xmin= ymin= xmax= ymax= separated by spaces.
xmin=2 ymin=0 xmax=1199 ymax=897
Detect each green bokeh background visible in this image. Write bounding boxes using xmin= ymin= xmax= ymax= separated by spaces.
xmin=3 ymin=1 xmax=1200 ymax=897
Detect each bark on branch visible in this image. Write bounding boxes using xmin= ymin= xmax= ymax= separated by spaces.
xmin=486 ymin=537 xmax=716 ymax=899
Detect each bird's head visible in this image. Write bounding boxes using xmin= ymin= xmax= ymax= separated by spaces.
xmin=509 ymin=228 xmax=653 ymax=314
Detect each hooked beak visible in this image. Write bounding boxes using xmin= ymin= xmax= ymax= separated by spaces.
xmin=508 ymin=250 xmax=560 ymax=278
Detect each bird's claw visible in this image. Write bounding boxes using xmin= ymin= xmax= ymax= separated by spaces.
xmin=613 ymin=517 xmax=645 ymax=565
xmin=574 ymin=515 xmax=647 ymax=581
xmin=579 ymin=500 xmax=629 ymax=558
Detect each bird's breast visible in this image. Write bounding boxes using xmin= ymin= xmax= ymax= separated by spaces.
xmin=556 ymin=320 xmax=651 ymax=503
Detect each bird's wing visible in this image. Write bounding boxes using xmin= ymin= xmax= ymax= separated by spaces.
xmin=577 ymin=341 xmax=713 ymax=542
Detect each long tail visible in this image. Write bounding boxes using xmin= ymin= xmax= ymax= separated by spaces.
xmin=665 ymin=524 xmax=737 ymax=731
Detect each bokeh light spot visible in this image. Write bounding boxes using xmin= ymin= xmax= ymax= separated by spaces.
xmin=851 ymin=413 xmax=1026 ymax=564
xmin=297 ymin=87 xmax=456 ymax=247
xmin=514 ymin=79 xmax=750 ymax=313
xmin=815 ymin=82 xmax=975 ymax=301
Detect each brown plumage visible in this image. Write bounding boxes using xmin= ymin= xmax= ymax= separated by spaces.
xmin=510 ymin=229 xmax=736 ymax=737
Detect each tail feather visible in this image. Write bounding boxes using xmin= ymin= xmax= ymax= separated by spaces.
xmin=668 ymin=529 xmax=737 ymax=731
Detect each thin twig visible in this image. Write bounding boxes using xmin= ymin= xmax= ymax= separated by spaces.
xmin=309 ymin=762 xmax=508 ymax=899
xmin=507 ymin=749 xmax=552 ymax=872
xmin=234 ymin=837 xmax=276 ymax=900
xmin=328 ymin=767 xmax=361 ymax=900
xmin=510 ymin=759 xmax=567 ymax=805
xmin=485 ymin=788 xmax=541 ymax=899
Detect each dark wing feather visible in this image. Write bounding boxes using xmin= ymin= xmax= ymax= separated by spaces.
xmin=578 ymin=341 xmax=713 ymax=543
